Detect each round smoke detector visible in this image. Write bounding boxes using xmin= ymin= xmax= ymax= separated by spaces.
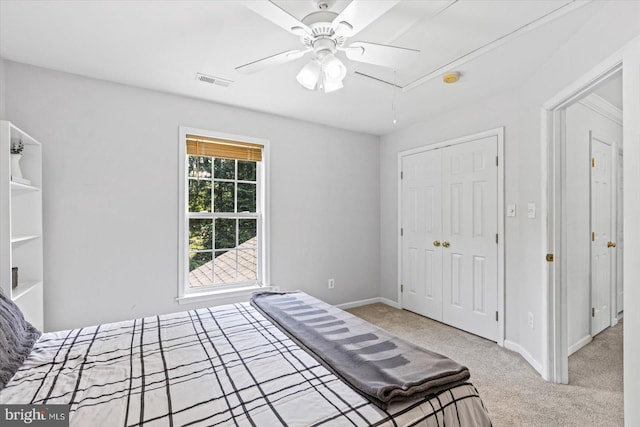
xmin=443 ymin=72 xmax=461 ymax=84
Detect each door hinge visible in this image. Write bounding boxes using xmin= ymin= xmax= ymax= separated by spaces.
xmin=546 ymin=253 xmax=554 ymax=262
xmin=496 ymin=233 xmax=499 ymax=244
xmin=592 ymin=232 xmax=595 ymax=242
xmin=401 ymin=284 xmax=404 ymax=293
xmin=495 ymin=311 xmax=499 ymax=322
xmin=496 ymin=156 xmax=499 ymax=166
xmin=592 ymin=157 xmax=595 ymax=168
xmin=592 ymin=307 xmax=595 ymax=317
xmin=400 ymin=171 xmax=403 ymax=180
xmin=400 ymin=228 xmax=404 ymax=237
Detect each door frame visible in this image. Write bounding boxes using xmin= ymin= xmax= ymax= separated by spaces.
xmin=616 ymin=147 xmax=624 ymax=318
xmin=541 ymin=37 xmax=640 ymax=383
xmin=397 ymin=127 xmax=505 ymax=346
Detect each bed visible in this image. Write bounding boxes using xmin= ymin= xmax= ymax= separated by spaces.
xmin=0 ymin=291 xmax=492 ymax=426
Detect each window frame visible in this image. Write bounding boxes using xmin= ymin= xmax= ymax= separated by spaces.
xmin=177 ymin=126 xmax=270 ymax=303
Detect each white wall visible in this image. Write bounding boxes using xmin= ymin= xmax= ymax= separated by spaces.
xmin=3 ymin=61 xmax=380 ymax=331
xmin=0 ymin=59 xmax=5 ymax=120
xmin=623 ymin=36 xmax=640 ymax=427
xmin=565 ymin=100 xmax=622 ymax=353
xmin=379 ymin=2 xmax=640 ymax=373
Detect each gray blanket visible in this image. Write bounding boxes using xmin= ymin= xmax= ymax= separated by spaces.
xmin=0 ymin=291 xmax=41 ymax=389
xmin=250 ymin=291 xmax=471 ymax=409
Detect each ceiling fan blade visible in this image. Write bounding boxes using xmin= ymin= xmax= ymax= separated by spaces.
xmin=332 ymin=0 xmax=399 ymax=38
xmin=235 ymin=49 xmax=309 ymax=74
xmin=343 ymin=42 xmax=419 ymax=68
xmin=242 ymin=1 xmax=311 ymax=36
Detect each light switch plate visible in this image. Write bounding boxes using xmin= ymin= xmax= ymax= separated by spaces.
xmin=506 ymin=204 xmax=517 ymax=217
xmin=527 ymin=203 xmax=536 ymax=219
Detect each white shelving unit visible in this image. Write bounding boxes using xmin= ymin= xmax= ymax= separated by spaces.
xmin=0 ymin=121 xmax=44 ymax=331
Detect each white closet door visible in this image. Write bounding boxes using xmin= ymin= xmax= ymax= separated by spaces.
xmin=401 ymin=149 xmax=443 ymax=320
xmin=441 ymin=136 xmax=498 ymax=341
xmin=590 ymin=134 xmax=613 ymax=336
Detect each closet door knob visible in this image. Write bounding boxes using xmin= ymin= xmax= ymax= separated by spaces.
xmin=607 ymin=241 xmax=617 ymax=248
xmin=433 ymin=240 xmax=441 ymax=247
xmin=442 ymin=241 xmax=450 ymax=248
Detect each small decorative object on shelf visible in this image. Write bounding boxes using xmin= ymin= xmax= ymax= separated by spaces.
xmin=10 ymin=138 xmax=25 ymax=181
xmin=12 ymin=267 xmax=18 ymax=289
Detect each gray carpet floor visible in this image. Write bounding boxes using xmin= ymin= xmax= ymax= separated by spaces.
xmin=347 ymin=303 xmax=623 ymax=427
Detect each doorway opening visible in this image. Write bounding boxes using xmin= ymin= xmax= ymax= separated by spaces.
xmin=543 ymin=58 xmax=624 ymax=384
xmin=564 ymin=72 xmax=623 ymax=387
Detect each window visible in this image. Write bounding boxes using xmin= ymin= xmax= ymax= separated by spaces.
xmin=178 ymin=128 xmax=269 ymax=301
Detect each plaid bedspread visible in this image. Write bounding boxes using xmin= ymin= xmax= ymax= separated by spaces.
xmin=0 ymin=302 xmax=492 ymax=426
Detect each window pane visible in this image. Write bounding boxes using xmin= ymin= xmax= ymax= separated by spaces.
xmin=188 ymin=156 xmax=212 ymax=178
xmin=188 ymin=179 xmax=212 ymax=212
xmin=237 ymin=183 xmax=256 ymax=212
xmin=214 ymin=158 xmax=235 ymax=179
xmin=237 ymin=249 xmax=257 ymax=282
xmin=184 ymin=140 xmax=263 ymax=290
xmin=189 ymin=251 xmax=212 ymax=288
xmin=213 ymin=182 xmax=234 ymax=212
xmin=215 ymin=218 xmax=236 ymax=249
xmin=189 ymin=219 xmax=212 ymax=251
xmin=239 ymin=219 xmax=257 ymax=247
xmin=214 ymin=249 xmax=237 ymax=284
xmin=238 ymin=161 xmax=256 ymax=182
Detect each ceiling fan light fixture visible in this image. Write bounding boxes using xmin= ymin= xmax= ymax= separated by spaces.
xmin=322 ymin=53 xmax=347 ymax=82
xmin=322 ymin=77 xmax=344 ymax=93
xmin=240 ymin=1 xmax=422 ymax=94
xmin=296 ymin=59 xmax=322 ymax=90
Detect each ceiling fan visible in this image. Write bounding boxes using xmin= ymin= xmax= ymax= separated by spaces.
xmin=236 ymin=0 xmax=419 ymax=93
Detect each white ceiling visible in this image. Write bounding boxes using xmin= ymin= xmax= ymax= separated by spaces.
xmin=593 ymin=72 xmax=623 ymax=110
xmin=0 ymin=0 xmax=605 ymax=135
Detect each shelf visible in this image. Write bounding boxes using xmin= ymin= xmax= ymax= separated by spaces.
xmin=10 ymin=234 xmax=41 ymax=244
xmin=11 ymin=180 xmax=40 ymax=193
xmin=2 ymin=120 xmax=44 ymax=331
xmin=12 ymin=280 xmax=42 ymax=301
xmin=10 ymin=124 xmax=41 ymax=147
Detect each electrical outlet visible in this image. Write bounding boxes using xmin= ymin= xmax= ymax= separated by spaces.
xmin=528 ymin=312 xmax=534 ymax=329
xmin=328 ymin=278 xmax=335 ymax=289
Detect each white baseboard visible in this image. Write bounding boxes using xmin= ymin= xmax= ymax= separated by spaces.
xmin=568 ymin=335 xmax=592 ymax=356
xmin=504 ymin=340 xmax=544 ymax=377
xmin=380 ymin=297 xmax=400 ymax=309
xmin=612 ymin=311 xmax=623 ymax=325
xmin=335 ymin=297 xmax=400 ymax=310
xmin=335 ymin=297 xmax=381 ymax=310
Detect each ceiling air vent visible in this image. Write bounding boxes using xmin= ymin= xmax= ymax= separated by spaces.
xmin=195 ymin=73 xmax=233 ymax=88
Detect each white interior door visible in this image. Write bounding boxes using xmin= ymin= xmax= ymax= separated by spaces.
xmin=441 ymin=137 xmax=498 ymax=341
xmin=401 ymin=149 xmax=443 ymax=320
xmin=590 ymin=133 xmax=614 ymax=336
xmin=617 ymin=149 xmax=624 ymax=314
